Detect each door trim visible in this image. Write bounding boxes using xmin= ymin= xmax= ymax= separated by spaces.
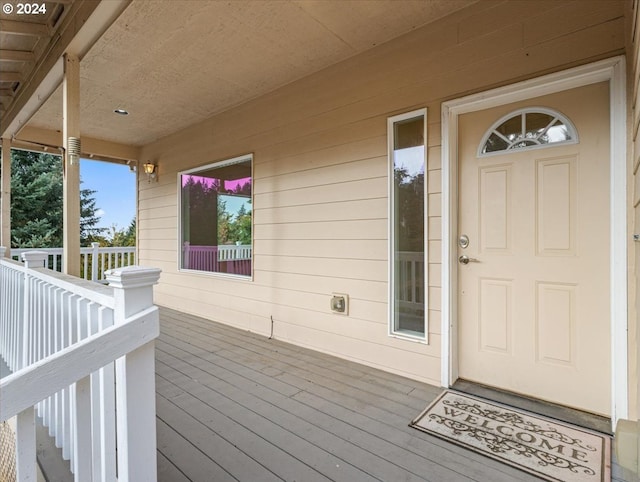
xmin=440 ymin=56 xmax=627 ymax=428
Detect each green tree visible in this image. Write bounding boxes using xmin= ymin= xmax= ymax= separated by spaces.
xmin=217 ymin=198 xmax=232 ymax=245
xmin=10 ymin=149 xmax=106 ymax=248
xmin=393 ymin=166 xmax=424 ymax=252
xmin=181 ymin=176 xmax=219 ymax=246
xmin=181 ymin=176 xmax=252 ymax=247
xmin=80 ymin=187 xmax=106 ymax=244
xmin=230 ymin=203 xmax=252 ymax=245
xmin=101 ymin=218 xmax=136 ymax=247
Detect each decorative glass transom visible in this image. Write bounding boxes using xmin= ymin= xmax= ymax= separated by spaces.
xmin=479 ymin=107 xmax=578 ymax=156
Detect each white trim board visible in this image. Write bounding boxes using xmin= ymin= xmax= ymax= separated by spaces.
xmin=440 ymin=56 xmax=628 ymax=430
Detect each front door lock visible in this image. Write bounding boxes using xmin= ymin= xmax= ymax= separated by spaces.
xmin=458 ymin=255 xmax=480 ymax=265
xmin=458 ymin=234 xmax=469 ymax=249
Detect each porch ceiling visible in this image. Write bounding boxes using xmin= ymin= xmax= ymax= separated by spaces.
xmin=10 ymin=0 xmax=477 ymax=148
xmin=0 ymin=1 xmax=65 ymax=105
xmin=0 ymin=0 xmax=94 ymax=127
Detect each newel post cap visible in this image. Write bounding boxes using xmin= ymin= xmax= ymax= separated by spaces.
xmin=21 ymin=251 xmax=48 ymax=268
xmin=105 ymin=266 xmax=161 ymax=289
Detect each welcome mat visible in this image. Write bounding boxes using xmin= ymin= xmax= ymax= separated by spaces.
xmin=410 ymin=391 xmax=611 ymax=482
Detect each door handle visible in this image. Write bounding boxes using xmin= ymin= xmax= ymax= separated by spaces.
xmin=458 ymin=255 xmax=480 ymax=265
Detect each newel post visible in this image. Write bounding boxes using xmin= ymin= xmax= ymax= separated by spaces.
xmin=16 ymin=251 xmax=46 ymax=482
xmin=106 ymin=266 xmax=161 ymax=482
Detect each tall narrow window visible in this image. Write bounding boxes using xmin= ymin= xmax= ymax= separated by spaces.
xmin=179 ymin=154 xmax=252 ymax=277
xmin=389 ymin=110 xmax=427 ymax=339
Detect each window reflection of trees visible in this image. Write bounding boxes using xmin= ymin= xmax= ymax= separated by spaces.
xmin=181 ymin=175 xmax=252 ymax=247
xmin=394 ymin=166 xmax=424 ymax=253
xmin=481 ymin=109 xmax=576 ymax=155
xmin=180 ymin=158 xmax=252 ymax=276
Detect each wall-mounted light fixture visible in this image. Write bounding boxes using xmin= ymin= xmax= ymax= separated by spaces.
xmin=143 ymin=162 xmax=157 ymax=183
xmin=67 ymin=137 xmax=81 ymax=165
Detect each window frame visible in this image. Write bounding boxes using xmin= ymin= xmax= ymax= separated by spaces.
xmin=387 ymin=108 xmax=429 ymax=342
xmin=177 ymin=153 xmax=254 ymax=280
xmin=477 ymin=106 xmax=579 ymax=158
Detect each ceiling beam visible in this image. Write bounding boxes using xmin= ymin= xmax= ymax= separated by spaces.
xmin=1 ymin=0 xmax=131 ymax=139
xmin=0 ymin=19 xmax=50 ymax=37
xmin=13 ymin=125 xmax=141 ymax=161
xmin=0 ymin=50 xmax=35 ymax=62
xmin=0 ymin=72 xmax=22 ymax=83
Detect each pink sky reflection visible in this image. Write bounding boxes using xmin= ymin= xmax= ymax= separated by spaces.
xmin=182 ymin=174 xmax=251 ymax=193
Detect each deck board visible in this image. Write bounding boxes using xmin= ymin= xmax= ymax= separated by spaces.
xmin=157 ymin=451 xmax=191 ymax=482
xmin=163 ymin=310 xmax=431 ymax=409
xmin=157 ymin=349 xmax=427 ymax=481
xmin=156 ymin=307 xmax=546 ymax=482
xmin=157 ymin=417 xmax=237 ymax=481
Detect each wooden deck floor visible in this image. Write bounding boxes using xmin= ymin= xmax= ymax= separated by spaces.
xmin=155 ymin=307 xmax=549 ymax=482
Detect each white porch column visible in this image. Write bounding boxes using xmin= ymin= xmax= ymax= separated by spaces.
xmin=1 ymin=138 xmax=11 ymax=257
xmin=63 ymin=53 xmax=81 ymax=277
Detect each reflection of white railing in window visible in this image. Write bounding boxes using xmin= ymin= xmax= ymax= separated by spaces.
xmin=397 ymin=251 xmax=425 ymax=311
xmin=183 ymin=243 xmax=251 ymax=276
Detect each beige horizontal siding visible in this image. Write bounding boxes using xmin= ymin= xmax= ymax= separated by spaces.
xmin=255 ymin=256 xmax=386 ymax=282
xmin=522 ymin=0 xmax=624 ymax=46
xmin=255 ymin=177 xmax=386 ymax=208
xmin=256 ymin=157 xmax=387 ymax=193
xmin=255 ymin=198 xmax=387 ymax=224
xmin=256 ymin=239 xmax=386 ymax=260
xmin=139 ymin=0 xmax=625 ymax=385
xmin=254 ymin=219 xmax=387 ymax=240
xmin=428 ymin=218 xmax=442 ymax=240
xmin=255 ymin=270 xmax=386 ymax=303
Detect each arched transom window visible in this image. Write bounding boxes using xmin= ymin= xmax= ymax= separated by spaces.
xmin=478 ymin=107 xmax=578 ymax=156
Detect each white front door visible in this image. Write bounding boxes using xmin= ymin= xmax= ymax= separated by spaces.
xmin=457 ymin=82 xmax=611 ymax=416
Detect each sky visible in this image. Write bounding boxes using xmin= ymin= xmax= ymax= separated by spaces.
xmin=394 ymin=145 xmax=425 ymax=180
xmin=80 ymin=158 xmax=136 ymax=231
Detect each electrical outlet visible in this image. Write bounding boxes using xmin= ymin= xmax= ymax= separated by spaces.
xmin=330 ymin=293 xmax=349 ymax=315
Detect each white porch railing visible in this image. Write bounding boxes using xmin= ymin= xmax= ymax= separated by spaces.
xmin=0 ymin=247 xmax=160 ymax=482
xmin=10 ymin=242 xmax=136 ymax=282
xmin=397 ymin=251 xmax=425 ymax=311
xmin=182 ymin=242 xmax=251 ymax=275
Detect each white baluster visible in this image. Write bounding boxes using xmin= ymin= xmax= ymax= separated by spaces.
xmin=73 ymin=374 xmax=92 ymax=479
xmin=13 ymin=252 xmax=46 ymax=482
xmin=16 ymin=406 xmax=36 ymax=482
xmin=98 ymin=307 xmax=116 ymax=481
